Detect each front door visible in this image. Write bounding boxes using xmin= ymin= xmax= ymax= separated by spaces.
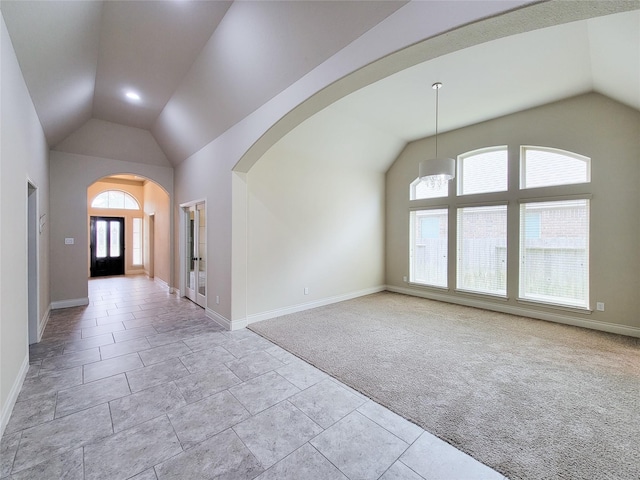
xmin=90 ymin=216 xmax=125 ymax=277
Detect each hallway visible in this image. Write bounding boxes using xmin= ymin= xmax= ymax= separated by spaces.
xmin=1 ymin=276 xmax=503 ymax=479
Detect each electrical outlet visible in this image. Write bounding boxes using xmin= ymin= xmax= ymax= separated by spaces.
xmin=216 ymin=296 xmax=220 ymax=305
xmin=304 ymin=287 xmax=309 ymax=295
xmin=403 ymin=276 xmax=407 ymax=282
xmin=596 ymin=302 xmax=605 ymax=311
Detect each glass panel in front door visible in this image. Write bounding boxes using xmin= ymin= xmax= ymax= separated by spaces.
xmin=110 ymin=221 xmax=120 ymax=257
xmin=96 ymin=220 xmax=108 ymax=258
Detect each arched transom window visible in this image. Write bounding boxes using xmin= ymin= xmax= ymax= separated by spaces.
xmin=91 ymin=190 xmax=140 ymax=210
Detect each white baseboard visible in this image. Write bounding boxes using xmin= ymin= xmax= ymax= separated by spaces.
xmin=153 ymin=277 xmax=170 ymax=292
xmin=386 ymin=285 xmax=640 ymax=339
xmin=246 ymin=285 xmax=386 ymax=326
xmin=50 ymin=297 xmax=89 ymax=309
xmin=0 ymin=353 xmax=29 ymax=438
xmin=205 ymin=308 xmax=243 ymax=330
xmin=38 ymin=306 xmax=51 ymax=342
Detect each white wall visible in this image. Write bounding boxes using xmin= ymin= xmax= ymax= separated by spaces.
xmin=173 ymin=142 xmax=232 ymax=322
xmin=1 ymin=12 xmax=50 ymax=435
xmin=386 ymin=93 xmax=640 ymax=335
xmin=246 ymin=142 xmax=385 ymax=321
xmin=172 ymin=1 xmax=540 ymax=330
xmin=49 ymin=150 xmax=173 ymax=307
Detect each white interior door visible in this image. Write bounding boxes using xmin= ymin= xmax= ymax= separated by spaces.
xmin=185 ymin=203 xmax=206 ymax=307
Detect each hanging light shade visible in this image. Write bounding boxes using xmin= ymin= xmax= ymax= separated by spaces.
xmin=419 ymin=82 xmax=455 ymax=188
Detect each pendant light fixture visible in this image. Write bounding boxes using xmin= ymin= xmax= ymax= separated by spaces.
xmin=418 ymin=82 xmax=455 ymax=188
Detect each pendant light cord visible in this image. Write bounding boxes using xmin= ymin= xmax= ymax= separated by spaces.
xmin=435 ymin=86 xmax=439 ymax=157
xmin=432 ymin=82 xmax=442 ymax=158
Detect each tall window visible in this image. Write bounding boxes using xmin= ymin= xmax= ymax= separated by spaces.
xmin=455 ymin=147 xmax=508 ymax=295
xmin=132 ymin=218 xmax=142 ymax=265
xmin=518 ymin=145 xmax=591 ymax=309
xmin=408 ymin=144 xmax=591 ymax=311
xmin=457 ymin=205 xmax=507 ymax=296
xmin=519 ymin=200 xmax=589 ymax=308
xmin=410 ymin=209 xmax=448 ymax=287
xmin=92 ymin=190 xmax=140 ymax=210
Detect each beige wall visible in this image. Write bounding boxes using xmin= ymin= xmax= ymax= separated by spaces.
xmin=386 ymin=93 xmax=640 ymax=334
xmin=57 ymin=119 xmax=171 ymax=167
xmin=1 ymin=13 xmax=50 ymax=434
xmin=246 ymin=142 xmax=385 ymax=319
xmin=50 ymin=150 xmax=173 ymax=306
xmin=84 ymin=178 xmax=170 ymax=282
xmin=143 ymin=181 xmax=170 ymax=284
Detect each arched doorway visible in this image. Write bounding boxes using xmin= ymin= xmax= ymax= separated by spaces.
xmin=87 ymin=175 xmax=170 ymax=287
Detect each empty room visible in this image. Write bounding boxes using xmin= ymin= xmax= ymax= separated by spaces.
xmin=1 ymin=1 xmax=638 ymax=479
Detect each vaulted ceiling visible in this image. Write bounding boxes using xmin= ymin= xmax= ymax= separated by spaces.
xmin=277 ymin=7 xmax=640 ymax=172
xmin=0 ymin=0 xmax=406 ymax=163
xmin=1 ymin=1 xmax=638 ymax=170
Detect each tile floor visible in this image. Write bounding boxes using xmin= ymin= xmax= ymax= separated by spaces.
xmin=1 ymin=276 xmax=506 ymax=480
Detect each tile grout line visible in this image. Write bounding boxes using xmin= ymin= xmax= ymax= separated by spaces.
xmin=308 ymin=442 xmax=350 ymax=480
xmin=7 ymin=430 xmax=24 ymax=477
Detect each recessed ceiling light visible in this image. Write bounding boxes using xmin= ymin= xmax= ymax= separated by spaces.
xmin=125 ymin=91 xmax=141 ymax=101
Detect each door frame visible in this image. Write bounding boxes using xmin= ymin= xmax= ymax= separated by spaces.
xmin=27 ymin=180 xmax=39 ymax=344
xmin=194 ymin=202 xmax=206 ymax=307
xmin=147 ymin=213 xmax=155 ymax=278
xmin=180 ymin=199 xmax=206 ymax=308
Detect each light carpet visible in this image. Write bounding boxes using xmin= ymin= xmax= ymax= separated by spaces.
xmin=249 ymin=292 xmax=640 ymax=480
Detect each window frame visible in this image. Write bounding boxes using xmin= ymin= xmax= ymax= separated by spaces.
xmin=91 ymin=190 xmax=141 ymax=210
xmin=405 ymin=144 xmax=593 ymax=312
xmin=456 ymin=203 xmax=508 ymax=297
xmin=520 ymin=146 xmax=591 ymax=189
xmin=518 ymin=197 xmax=591 ymax=310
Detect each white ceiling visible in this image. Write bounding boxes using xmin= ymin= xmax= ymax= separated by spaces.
xmin=0 ymin=0 xmax=405 ymax=158
xmin=1 ymin=1 xmax=638 ymax=169
xmin=286 ymin=9 xmax=639 ymax=171
xmin=92 ymin=1 xmax=232 ymax=130
xmin=0 ymin=0 xmax=234 ymax=146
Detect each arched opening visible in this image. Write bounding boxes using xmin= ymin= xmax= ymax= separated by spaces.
xmin=87 ymin=174 xmax=171 ymax=287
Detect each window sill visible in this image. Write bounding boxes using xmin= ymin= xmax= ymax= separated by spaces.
xmin=454 ymin=289 xmax=509 ymax=301
xmin=517 ymin=298 xmax=592 ymax=314
xmin=407 ymin=282 xmax=449 ymax=292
